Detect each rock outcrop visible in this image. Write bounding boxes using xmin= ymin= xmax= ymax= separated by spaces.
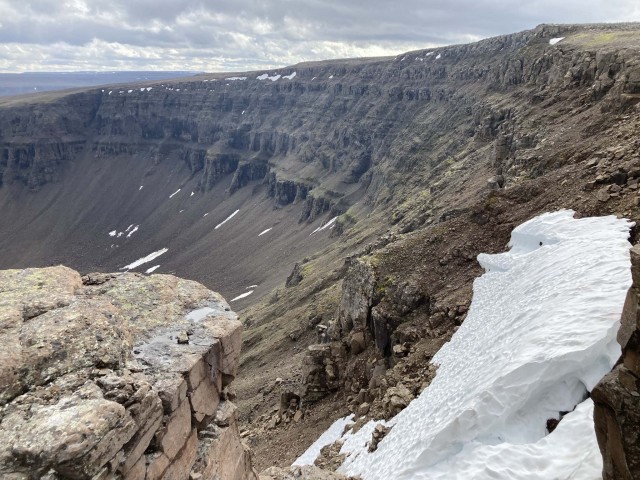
xmin=0 ymin=266 xmax=257 ymax=480
xmin=593 ymin=244 xmax=640 ymax=480
xmin=259 ymin=465 xmax=353 ymax=480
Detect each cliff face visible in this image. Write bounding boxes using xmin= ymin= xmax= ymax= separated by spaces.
xmin=3 ymin=24 xmax=640 ymax=470
xmin=2 ymin=24 xmax=640 ymax=306
xmin=3 ymin=24 xmax=640 ymax=198
xmin=0 ymin=266 xmax=256 ymax=480
xmin=593 ymin=244 xmax=640 ymax=480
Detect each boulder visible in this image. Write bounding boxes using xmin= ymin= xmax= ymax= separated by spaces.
xmin=285 ymin=263 xmax=303 ymax=288
xmin=0 ymin=266 xmax=257 ymax=480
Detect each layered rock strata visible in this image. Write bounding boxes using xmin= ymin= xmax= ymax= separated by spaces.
xmin=593 ymin=244 xmax=640 ymax=480
xmin=0 ymin=266 xmax=257 ymax=480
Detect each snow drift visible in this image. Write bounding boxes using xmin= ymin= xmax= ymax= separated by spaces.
xmin=297 ymin=210 xmax=633 ymax=479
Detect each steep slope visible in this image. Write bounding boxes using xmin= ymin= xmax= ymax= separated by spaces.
xmin=293 ymin=211 xmax=632 ymax=479
xmin=2 ymin=23 xmax=639 ymax=302
xmin=2 ymin=23 xmax=640 ymax=469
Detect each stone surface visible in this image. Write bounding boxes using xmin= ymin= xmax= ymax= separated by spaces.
xmin=285 ymin=263 xmax=304 ymax=288
xmin=593 ymin=244 xmax=640 ymax=480
xmin=0 ymin=266 xmax=257 ymax=480
xmin=334 ymin=257 xmax=377 ymax=337
xmin=259 ymin=465 xmax=354 ymax=479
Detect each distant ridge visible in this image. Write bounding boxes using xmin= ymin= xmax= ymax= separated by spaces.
xmin=0 ymin=71 xmax=199 ymax=97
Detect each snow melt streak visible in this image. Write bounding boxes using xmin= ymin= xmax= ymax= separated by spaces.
xmin=122 ymin=248 xmax=168 ymax=270
xmin=215 ymin=209 xmax=239 ymax=229
xmin=310 ymin=216 xmax=338 ymax=235
xmin=230 ymin=290 xmax=253 ymax=302
xmin=335 ymin=210 xmax=632 ymax=480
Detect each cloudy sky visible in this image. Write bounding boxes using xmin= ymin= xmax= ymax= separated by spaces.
xmin=0 ymin=0 xmax=639 ymax=73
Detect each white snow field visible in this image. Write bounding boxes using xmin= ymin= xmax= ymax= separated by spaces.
xmin=297 ymin=210 xmax=633 ymax=479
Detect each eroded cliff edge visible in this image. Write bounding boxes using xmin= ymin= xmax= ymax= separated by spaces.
xmin=0 ymin=266 xmax=257 ymax=480
xmin=594 ymin=244 xmax=640 ymax=480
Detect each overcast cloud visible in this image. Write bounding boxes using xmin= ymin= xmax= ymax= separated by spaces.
xmin=0 ymin=0 xmax=639 ymax=72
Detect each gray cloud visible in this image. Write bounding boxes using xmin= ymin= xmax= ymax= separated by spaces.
xmin=0 ymin=0 xmax=638 ymax=72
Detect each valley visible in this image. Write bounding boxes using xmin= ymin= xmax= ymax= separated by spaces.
xmin=2 ymin=22 xmax=640 ymax=478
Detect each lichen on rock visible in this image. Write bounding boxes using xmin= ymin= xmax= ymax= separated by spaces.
xmin=0 ymin=266 xmax=257 ymax=480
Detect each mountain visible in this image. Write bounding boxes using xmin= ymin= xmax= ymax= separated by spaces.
xmin=2 ymin=22 xmax=640 ymax=473
xmin=0 ymin=71 xmax=198 ymax=97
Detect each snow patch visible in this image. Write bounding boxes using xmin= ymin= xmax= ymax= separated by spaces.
xmin=108 ymin=230 xmax=117 ymax=237
xmin=122 ymin=248 xmax=168 ymax=271
xmin=225 ymin=76 xmax=247 ymax=81
xmin=258 ymin=228 xmax=272 ymax=236
xmin=435 ymin=53 xmax=441 ymax=59
xmin=126 ymin=225 xmax=139 ymax=238
xmin=127 ymin=89 xmax=133 ymax=93
xmin=293 ymin=415 xmax=355 ymax=466
xmin=186 ymin=307 xmax=216 ymax=322
xmin=317 ymin=210 xmax=632 ymax=480
xmin=310 ymin=216 xmax=338 ymax=235
xmin=257 ymin=73 xmax=281 ymax=81
xmin=215 ymin=209 xmax=239 ymax=229
xmin=145 ymin=265 xmax=160 ymax=274
xmin=283 ymin=71 xmax=297 ymax=80
xmin=246 ymin=285 xmax=258 ymax=289
xmin=169 ymin=188 xmax=181 ymax=198
xmin=549 ymin=37 xmax=565 ymax=45
xmin=230 ymin=290 xmax=253 ymax=302
xmin=190 ymin=191 xmax=194 ymax=197
xmin=139 ymin=185 xmax=143 ymax=190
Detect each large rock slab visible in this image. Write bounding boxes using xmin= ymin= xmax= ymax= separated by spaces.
xmin=0 ymin=266 xmax=257 ymax=480
xmin=594 ymin=244 xmax=640 ymax=480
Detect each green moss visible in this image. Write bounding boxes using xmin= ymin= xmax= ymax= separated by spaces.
xmin=301 ymin=263 xmax=315 ymax=276
xmin=375 ymin=275 xmax=394 ymax=296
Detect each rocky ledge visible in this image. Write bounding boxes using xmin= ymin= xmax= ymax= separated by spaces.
xmin=0 ymin=266 xmax=257 ymax=480
xmin=593 ymin=244 xmax=640 ymax=480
